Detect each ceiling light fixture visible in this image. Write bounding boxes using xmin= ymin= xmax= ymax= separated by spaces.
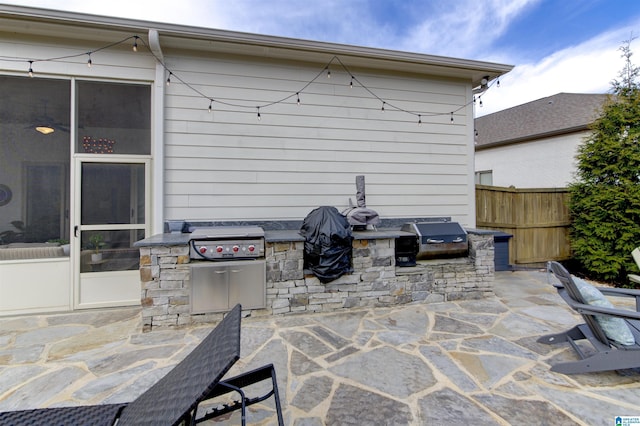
xmin=35 ymin=126 xmax=55 ymax=135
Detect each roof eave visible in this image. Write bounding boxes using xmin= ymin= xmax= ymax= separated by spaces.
xmin=475 ymin=125 xmax=591 ymax=150
xmin=0 ymin=4 xmax=513 ymax=84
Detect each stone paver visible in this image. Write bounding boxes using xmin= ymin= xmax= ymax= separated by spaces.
xmin=0 ymin=270 xmax=639 ymax=425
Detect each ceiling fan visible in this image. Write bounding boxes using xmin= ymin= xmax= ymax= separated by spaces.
xmin=28 ymin=100 xmax=70 ymax=135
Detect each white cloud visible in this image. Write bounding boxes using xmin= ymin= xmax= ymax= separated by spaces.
xmin=476 ymin=23 xmax=639 ymax=116
xmin=399 ymin=0 xmax=539 ymax=58
xmin=2 ymin=0 xmax=218 ymax=27
xmin=5 ymin=0 xmax=640 ymax=119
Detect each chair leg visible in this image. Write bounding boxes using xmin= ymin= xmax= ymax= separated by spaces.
xmin=197 ymin=364 xmax=284 ymax=425
xmin=269 ymin=365 xmax=284 ymax=426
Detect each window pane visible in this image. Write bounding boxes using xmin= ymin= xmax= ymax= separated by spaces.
xmin=0 ymin=76 xmax=70 ymax=254
xmin=76 ymin=81 xmax=151 ymax=155
xmin=81 ymin=163 xmax=145 ymax=225
xmin=81 ymin=229 xmax=144 ymax=272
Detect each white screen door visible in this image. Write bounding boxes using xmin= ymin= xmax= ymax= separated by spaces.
xmin=75 ymin=159 xmax=149 ymax=309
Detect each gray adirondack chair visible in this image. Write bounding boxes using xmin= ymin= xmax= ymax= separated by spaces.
xmin=538 ymin=261 xmax=640 ymax=374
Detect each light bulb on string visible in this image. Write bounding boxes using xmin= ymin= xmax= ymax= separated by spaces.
xmin=12 ymin=31 xmax=485 ymax=129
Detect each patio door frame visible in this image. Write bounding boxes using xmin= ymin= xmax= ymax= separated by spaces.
xmin=73 ymin=155 xmax=150 ymax=309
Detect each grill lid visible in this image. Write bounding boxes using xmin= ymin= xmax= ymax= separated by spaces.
xmin=401 ymin=222 xmax=467 ymax=243
xmin=189 ymin=226 xmax=265 ymax=260
xmin=189 ymin=225 xmax=264 ymax=240
xmin=401 ymin=221 xmax=468 ymax=259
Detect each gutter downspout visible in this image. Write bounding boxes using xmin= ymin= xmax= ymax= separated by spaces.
xmin=148 ymin=29 xmax=165 ymax=235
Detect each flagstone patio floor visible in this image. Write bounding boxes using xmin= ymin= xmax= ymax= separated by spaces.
xmin=1 ymin=269 xmax=639 ymax=425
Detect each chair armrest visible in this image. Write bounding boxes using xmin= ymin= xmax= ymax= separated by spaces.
xmin=628 ymin=274 xmax=640 ymax=284
xmin=573 ymin=301 xmax=640 ymax=321
xmin=600 ymin=286 xmax=640 ymax=297
xmin=598 ymin=286 xmax=640 ymax=311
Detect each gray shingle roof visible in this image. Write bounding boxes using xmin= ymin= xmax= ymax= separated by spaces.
xmin=474 ymin=93 xmax=609 ymax=149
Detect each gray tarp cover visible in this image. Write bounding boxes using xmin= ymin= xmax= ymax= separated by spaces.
xmin=343 ymin=175 xmax=380 ymax=227
xmin=300 ymin=206 xmax=353 ymax=283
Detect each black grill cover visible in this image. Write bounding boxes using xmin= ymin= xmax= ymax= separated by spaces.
xmin=300 ymin=206 xmax=353 ymax=283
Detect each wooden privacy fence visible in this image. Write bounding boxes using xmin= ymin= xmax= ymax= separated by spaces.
xmin=475 ymin=185 xmax=571 ymax=265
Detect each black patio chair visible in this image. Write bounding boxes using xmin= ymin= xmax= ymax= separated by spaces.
xmin=538 ymin=261 xmax=640 ymax=374
xmin=0 ymin=304 xmax=284 ymax=425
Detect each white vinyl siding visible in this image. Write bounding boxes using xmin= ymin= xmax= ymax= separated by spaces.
xmin=474 ymin=132 xmax=585 ymax=188
xmin=163 ymin=52 xmax=474 ymax=225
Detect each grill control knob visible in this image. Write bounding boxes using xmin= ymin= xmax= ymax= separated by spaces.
xmin=232 ymin=245 xmax=239 ymax=252
xmin=199 ymin=246 xmax=207 ymax=254
xmin=216 ymin=246 xmax=223 ymax=253
xmin=248 ymin=245 xmax=255 ymax=252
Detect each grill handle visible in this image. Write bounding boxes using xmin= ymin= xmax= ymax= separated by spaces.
xmin=426 ymin=237 xmax=465 ymax=244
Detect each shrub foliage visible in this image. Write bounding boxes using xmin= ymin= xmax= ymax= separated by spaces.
xmin=569 ymin=40 xmax=640 ymax=284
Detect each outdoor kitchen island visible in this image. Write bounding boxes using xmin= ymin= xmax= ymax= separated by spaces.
xmin=135 ymin=225 xmax=495 ymax=331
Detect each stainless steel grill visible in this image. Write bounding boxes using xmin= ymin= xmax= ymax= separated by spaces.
xmin=401 ymin=221 xmax=468 ymax=259
xmin=189 ymin=226 xmax=265 ymax=261
xmin=188 ymin=226 xmax=266 ymax=313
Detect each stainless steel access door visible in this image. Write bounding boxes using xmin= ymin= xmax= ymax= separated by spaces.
xmin=190 ymin=260 xmax=266 ymax=314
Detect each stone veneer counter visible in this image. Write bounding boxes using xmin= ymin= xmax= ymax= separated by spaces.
xmin=135 ymin=229 xmax=495 ymax=331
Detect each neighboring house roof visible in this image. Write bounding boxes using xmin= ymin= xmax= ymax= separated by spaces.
xmin=474 ymin=93 xmax=609 ymax=150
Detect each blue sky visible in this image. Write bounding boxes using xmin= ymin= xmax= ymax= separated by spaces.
xmin=3 ymin=0 xmax=640 ymax=115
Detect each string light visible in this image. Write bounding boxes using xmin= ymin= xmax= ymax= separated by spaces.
xmin=7 ymin=33 xmax=501 ymax=126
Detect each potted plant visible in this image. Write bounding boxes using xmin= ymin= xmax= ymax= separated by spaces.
xmin=89 ymin=233 xmax=105 ymax=262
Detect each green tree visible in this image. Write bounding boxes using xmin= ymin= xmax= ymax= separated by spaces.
xmin=569 ymin=38 xmax=640 ymax=284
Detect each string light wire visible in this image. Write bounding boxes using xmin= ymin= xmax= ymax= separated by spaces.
xmin=1 ymin=33 xmax=500 ymax=125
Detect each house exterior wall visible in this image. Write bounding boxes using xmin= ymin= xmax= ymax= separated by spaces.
xmin=474 ymin=131 xmax=587 ymax=188
xmin=0 ymin=5 xmax=511 ymax=315
xmin=162 ymin=51 xmax=476 ymax=226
